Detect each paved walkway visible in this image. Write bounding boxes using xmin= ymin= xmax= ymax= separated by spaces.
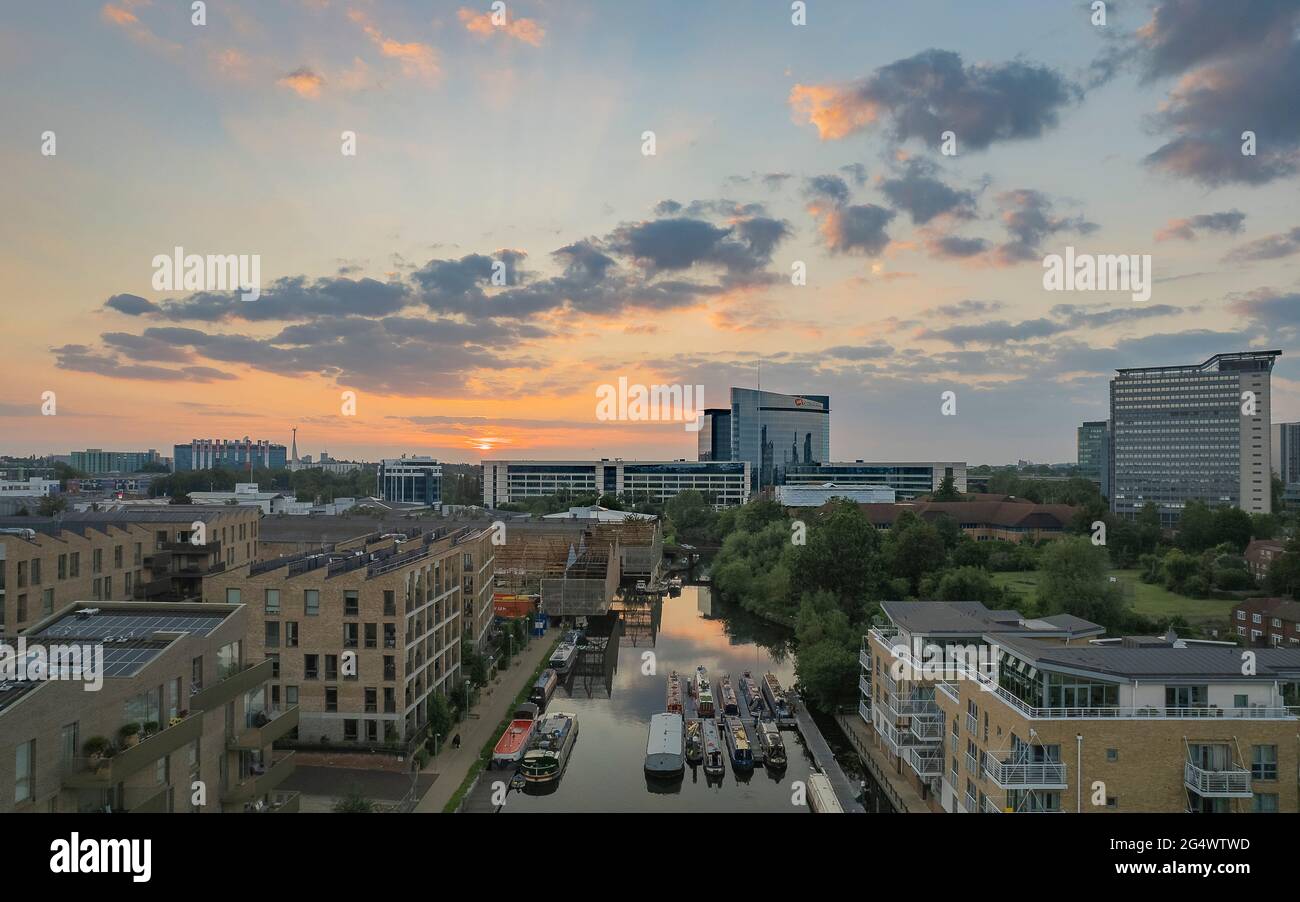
xmin=835 ymin=710 xmax=932 ymax=813
xmin=790 ymin=693 xmax=863 ymax=813
xmin=415 ymin=632 xmax=557 ymax=812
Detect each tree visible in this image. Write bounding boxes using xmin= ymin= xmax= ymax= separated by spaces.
xmin=37 ymin=495 xmax=67 ymax=516
xmin=934 ymin=566 xmax=1004 ymax=605
xmin=789 ymin=500 xmax=882 ymax=610
xmin=1036 ymin=537 xmax=1128 ymax=631
xmin=332 ymin=790 xmax=375 ymax=813
xmin=883 ymin=511 xmax=946 ymax=594
xmin=931 ymin=475 xmax=962 ymax=501
xmin=1177 ymin=501 xmax=1216 ymax=552
xmin=427 ymin=691 xmax=453 ymax=742
xmin=1211 ymin=506 xmax=1252 ymax=553
xmin=792 ymin=592 xmax=862 ymax=710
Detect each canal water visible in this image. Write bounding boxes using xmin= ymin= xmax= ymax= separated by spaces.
xmin=467 ymin=586 xmax=837 ymax=813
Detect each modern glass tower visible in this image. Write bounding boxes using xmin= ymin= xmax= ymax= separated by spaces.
xmin=1076 ymin=421 xmax=1110 ymax=499
xmin=729 ymin=388 xmax=830 ymax=490
xmin=696 ymin=409 xmax=732 ymax=461
xmin=1273 ymin=422 xmax=1300 ymax=487
xmin=1109 ymin=350 xmax=1280 ymax=526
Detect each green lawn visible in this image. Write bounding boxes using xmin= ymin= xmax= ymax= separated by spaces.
xmin=991 ymin=568 xmax=1237 ymax=627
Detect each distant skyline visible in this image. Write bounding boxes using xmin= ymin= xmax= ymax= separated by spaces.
xmin=3 ymin=1 xmax=1298 ymax=465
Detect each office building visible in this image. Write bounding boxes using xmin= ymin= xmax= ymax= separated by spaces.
xmin=730 ymin=388 xmax=830 ymax=490
xmin=0 ymin=600 xmax=296 ymax=813
xmin=378 ymin=457 xmax=442 ymax=506
xmin=173 ymin=439 xmax=287 ymax=472
xmin=858 ymin=499 xmax=1078 ymax=543
xmin=1076 ymin=421 xmax=1110 ymax=498
xmin=775 ymin=484 xmax=896 ymax=506
xmin=0 ymin=507 xmax=260 ymax=636
xmin=860 ymin=601 xmax=1300 ymax=813
xmin=482 ymin=459 xmax=750 ymax=509
xmin=1273 ymin=422 xmax=1300 ymax=486
xmin=70 ymin=449 xmax=162 ymax=474
xmin=696 ymin=408 xmax=732 ymax=461
xmin=0 ymin=478 xmax=58 ymax=497
xmin=783 ymin=461 xmax=966 ymax=499
xmin=1110 ymin=350 xmax=1280 ymax=526
xmin=206 ymin=525 xmax=495 ymax=748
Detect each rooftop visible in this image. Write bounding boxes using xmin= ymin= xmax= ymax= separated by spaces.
xmin=879 ymin=601 xmax=1105 ymax=641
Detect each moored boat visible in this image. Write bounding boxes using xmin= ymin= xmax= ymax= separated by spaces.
xmin=548 ymin=638 xmax=578 ymax=674
xmin=666 ymin=670 xmax=684 ymax=715
xmin=695 ymin=666 xmax=715 ymax=718
xmin=529 ymin=669 xmax=558 ymax=709
xmin=807 ymin=771 xmax=843 ymax=813
xmin=723 ymin=715 xmax=753 ymax=770
xmin=758 ymin=720 xmax=787 ymax=769
xmin=762 ymin=672 xmax=794 ymax=721
xmin=701 ymin=719 xmax=725 ymax=777
xmin=520 ymin=712 xmax=579 ymax=784
xmin=644 ymin=712 xmax=685 ymax=778
xmin=685 ymin=718 xmax=704 ymax=765
xmin=740 ymin=670 xmax=764 ymax=714
xmin=492 ymin=703 xmax=540 ymax=768
xmin=719 ymin=675 xmax=740 ymax=716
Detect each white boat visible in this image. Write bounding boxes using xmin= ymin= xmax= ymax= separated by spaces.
xmin=491 ymin=703 xmax=540 ymax=768
xmin=758 ymin=720 xmax=787 ymax=769
xmin=644 ymin=712 xmax=685 ymax=777
xmin=701 ymin=719 xmax=725 ymax=777
xmin=807 ymin=771 xmax=843 ymax=813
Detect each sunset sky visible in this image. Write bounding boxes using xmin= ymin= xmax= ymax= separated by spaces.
xmin=2 ymin=0 xmax=1298 ymax=465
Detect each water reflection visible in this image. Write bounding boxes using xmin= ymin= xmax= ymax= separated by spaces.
xmin=474 ymin=586 xmax=816 ymax=813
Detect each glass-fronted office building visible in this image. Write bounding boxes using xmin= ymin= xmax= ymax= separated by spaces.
xmin=1110 ymin=350 xmax=1279 ymax=526
xmin=377 ymin=457 xmax=442 ymax=505
xmin=783 ymin=461 xmax=966 ymax=499
xmin=1274 ymin=422 xmax=1300 ymax=487
xmin=697 ymin=409 xmax=732 ymax=461
xmin=173 ymin=439 xmax=287 ymax=472
xmin=482 ymin=459 xmax=750 ymax=509
xmin=730 ymin=388 xmax=830 ymax=490
xmin=1076 ymin=421 xmax=1110 ymax=498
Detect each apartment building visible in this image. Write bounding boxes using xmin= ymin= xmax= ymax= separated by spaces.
xmin=483 ymin=459 xmax=751 ymax=509
xmin=0 ymin=600 xmax=296 ymax=813
xmin=206 ymin=525 xmax=495 ymax=749
xmin=860 ymin=601 xmax=1300 ymax=813
xmin=855 ymin=500 xmax=1079 ymax=543
xmin=1244 ymin=539 xmax=1288 ymax=583
xmin=0 ymin=507 xmax=259 ymax=636
xmin=1233 ymin=597 xmax=1300 ymax=648
xmin=1110 ymin=350 xmax=1279 ymax=526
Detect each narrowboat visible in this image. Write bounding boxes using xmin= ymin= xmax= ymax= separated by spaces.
xmin=723 ymin=715 xmax=753 ymax=770
xmin=491 ymin=703 xmax=540 ymax=768
xmin=758 ymin=720 xmax=787 ymax=769
xmin=548 ymin=639 xmax=578 ymax=674
xmin=701 ymin=719 xmax=725 ymax=777
xmin=529 ymin=669 xmax=558 ymax=709
xmin=762 ymin=672 xmax=794 ymax=721
xmin=719 ymin=675 xmax=740 ymax=716
xmin=740 ymin=670 xmax=764 ymax=715
xmin=807 ymin=771 xmax=843 ymax=813
xmin=644 ymin=712 xmax=685 ymax=778
xmin=520 ymin=712 xmax=579 ymax=784
xmin=694 ymin=666 xmax=715 ymax=718
xmin=684 ymin=718 xmax=704 ymax=765
xmin=665 ymin=671 xmax=684 ymax=716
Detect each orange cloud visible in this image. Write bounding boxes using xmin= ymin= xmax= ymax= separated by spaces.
xmin=350 ymin=9 xmax=440 ymax=81
xmin=101 ymin=4 xmax=140 ymax=26
xmin=789 ymin=82 xmax=880 ymax=141
xmin=457 ymin=7 xmax=545 ymax=47
xmin=279 ymin=67 xmax=325 ymax=99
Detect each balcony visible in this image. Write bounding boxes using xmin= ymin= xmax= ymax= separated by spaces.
xmin=191 ymin=659 xmax=274 ymax=712
xmin=246 ymin=791 xmax=300 ymax=813
xmin=222 ymin=751 xmax=296 ymax=806
xmin=906 ymin=745 xmax=943 ymax=778
xmin=981 ymin=794 xmax=1004 ymax=814
xmin=859 ymin=647 xmax=871 ymax=670
xmin=63 ymin=714 xmax=203 ymax=789
xmin=936 ymin=682 xmax=960 ymax=704
xmin=879 ymin=669 xmax=898 ymax=695
xmin=908 ymin=712 xmax=944 ymax=742
xmin=228 ymin=705 xmax=300 ymax=750
xmin=858 ymin=699 xmax=871 ymax=724
xmin=1184 ymin=761 xmax=1252 ymax=798
xmin=983 ymin=753 xmax=1068 ymax=789
xmin=858 ymin=675 xmax=871 ymax=697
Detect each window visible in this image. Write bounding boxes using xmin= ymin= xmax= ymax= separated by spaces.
xmin=384 ymin=623 xmax=397 ymax=648
xmin=264 ymin=621 xmax=280 ymax=648
xmin=304 ymin=655 xmax=319 ymax=680
xmin=265 ymin=589 xmax=280 ymax=615
xmin=365 ymin=623 xmax=377 ymax=649
xmin=42 ymin=589 xmax=54 ymax=617
xmin=366 ymin=720 xmax=378 ymax=741
xmin=325 ymin=687 xmax=338 ymax=713
xmin=60 ymin=723 xmax=78 ymax=764
xmin=365 ymin=688 xmax=377 ymax=713
xmin=225 ymin=588 xmax=241 ymax=604
xmin=344 ymin=591 xmax=359 ymax=617
xmin=1252 ymin=745 xmax=1277 ymax=781
xmin=1106 ymin=797 xmax=1118 ymax=809
xmin=1253 ymin=793 xmax=1278 ymax=813
xmin=343 ymin=718 xmax=357 ymax=740
xmin=268 ymin=654 xmax=279 ymax=679
xmin=383 ymin=590 xmax=396 ymax=616
xmin=92 ymin=549 xmax=102 ymax=574
xmin=286 ymin=685 xmax=299 ymax=706
xmin=114 ymin=545 xmax=123 ymax=569
xmin=384 ymin=656 xmax=396 ymax=681
xmin=15 ymin=740 xmax=34 ymax=804
xmin=134 ymin=543 xmax=142 ymax=565
xmin=285 ymin=621 xmax=299 ymax=648
xmin=343 ymin=623 xmax=359 ymax=648
xmin=30 ymin=559 xmax=40 ymax=585
xmin=69 ymin=552 xmax=80 ymax=578
xmin=1165 ymin=685 xmax=1208 ymax=709
xmin=326 ymin=655 xmax=338 ymax=680
xmin=384 ymin=687 xmax=396 ymax=713
xmin=57 ymin=554 xmax=67 ymax=580
xmin=1106 ymin=748 xmax=1119 ymax=762
xmin=305 ymin=589 xmax=320 ymax=616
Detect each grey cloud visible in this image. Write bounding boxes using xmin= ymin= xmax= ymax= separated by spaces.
xmin=879 ymin=159 xmax=978 ymax=225
xmin=1222 ymin=226 xmax=1300 ymax=263
xmin=995 ymin=189 xmax=1097 ymax=264
xmin=1155 ymin=210 xmax=1246 ymax=241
